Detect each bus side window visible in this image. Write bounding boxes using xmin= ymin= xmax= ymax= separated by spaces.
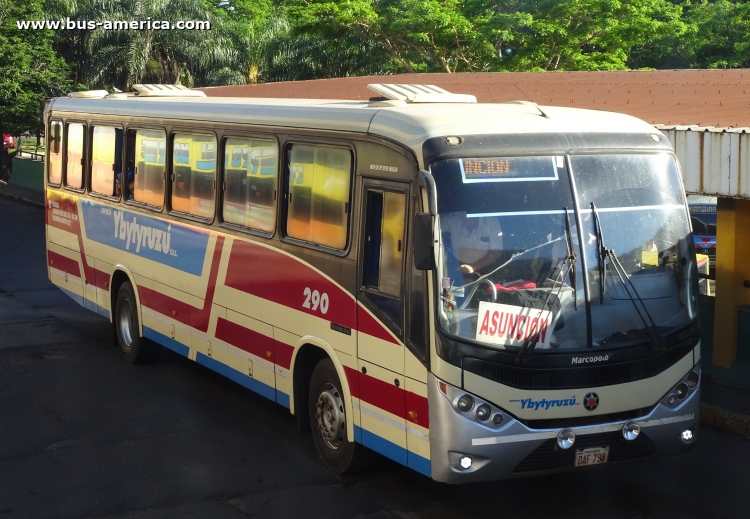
xmin=90 ymin=126 xmax=119 ymax=197
xmin=128 ymin=129 xmax=165 ymax=208
xmin=48 ymin=121 xmax=63 ymax=185
xmin=286 ymin=144 xmax=352 ymax=249
xmin=65 ymin=122 xmax=85 ymax=190
xmin=222 ymin=137 xmax=278 ymax=233
xmin=361 ymin=188 xmax=406 ymax=331
xmin=171 ymin=133 xmax=216 ymax=219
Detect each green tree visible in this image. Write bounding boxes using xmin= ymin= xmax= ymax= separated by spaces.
xmin=0 ymin=0 xmax=71 ymax=177
xmin=201 ymin=0 xmax=275 ymax=22
xmin=50 ymin=0 xmax=238 ymax=90
xmin=285 ymin=0 xmax=687 ymax=72
xmin=685 ymin=0 xmax=750 ymax=68
xmin=497 ymin=0 xmax=688 ymax=71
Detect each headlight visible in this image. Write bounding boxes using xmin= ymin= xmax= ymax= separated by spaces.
xmin=475 ymin=404 xmax=491 ymax=421
xmin=457 ymin=395 xmax=474 ymax=412
xmin=675 ymin=383 xmax=688 ymax=400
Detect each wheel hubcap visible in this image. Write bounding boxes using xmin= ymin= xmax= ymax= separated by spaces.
xmin=119 ymin=300 xmax=134 ymax=348
xmin=315 ymin=383 xmax=345 ymax=450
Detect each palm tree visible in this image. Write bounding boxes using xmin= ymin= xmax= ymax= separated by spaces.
xmin=50 ymin=0 xmax=238 ymax=90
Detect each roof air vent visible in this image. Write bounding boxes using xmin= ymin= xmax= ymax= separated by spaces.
xmin=131 ymin=84 xmax=206 ymax=97
xmin=367 ymin=84 xmax=476 ymax=105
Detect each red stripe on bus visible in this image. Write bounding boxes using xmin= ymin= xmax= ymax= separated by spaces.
xmin=359 ymin=372 xmax=406 ymax=420
xmin=225 ymin=240 xmax=356 ymax=330
xmin=356 ymin=305 xmax=401 ymax=345
xmin=139 ymin=237 xmax=225 ymax=332
xmin=405 ymin=390 xmax=430 ymax=429
xmin=274 ymin=341 xmax=294 ymax=370
xmin=343 ymin=366 xmax=360 ymax=399
xmin=46 ymin=192 xmax=109 ymax=289
xmin=190 ymin=237 xmax=224 ymax=332
xmin=48 ymin=250 xmax=81 ymax=277
xmin=215 ymin=317 xmax=274 ymax=361
xmin=347 ymin=368 xmax=429 ymax=428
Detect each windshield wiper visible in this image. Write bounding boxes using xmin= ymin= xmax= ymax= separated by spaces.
xmin=516 ymin=208 xmax=578 ymax=361
xmin=564 ymin=208 xmax=578 ymax=311
xmin=590 ymin=202 xmax=664 ymax=348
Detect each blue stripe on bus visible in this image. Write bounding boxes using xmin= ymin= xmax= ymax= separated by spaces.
xmin=407 ymin=451 xmax=432 ymax=477
xmin=354 ymin=426 xmax=431 ymax=476
xmin=143 ymin=326 xmax=190 ymax=357
xmin=80 ymin=200 xmax=210 ymax=275
xmin=195 ymin=352 xmax=276 ymax=402
xmin=275 ymin=389 xmax=290 ymax=409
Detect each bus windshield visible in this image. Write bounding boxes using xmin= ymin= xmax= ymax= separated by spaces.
xmin=431 ymin=153 xmax=697 ymax=352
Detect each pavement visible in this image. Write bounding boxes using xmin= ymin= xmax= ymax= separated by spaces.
xmin=0 ymin=182 xmax=44 ymax=207
xmin=1 ymin=183 xmax=747 ymax=440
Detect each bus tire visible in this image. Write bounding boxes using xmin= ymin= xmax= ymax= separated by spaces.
xmin=115 ymin=281 xmax=149 ymax=364
xmin=308 ymin=358 xmax=370 ymax=474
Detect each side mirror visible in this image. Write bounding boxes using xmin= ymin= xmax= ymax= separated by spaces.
xmin=413 ymin=212 xmax=436 ymax=270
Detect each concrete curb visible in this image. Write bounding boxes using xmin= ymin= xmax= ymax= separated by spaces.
xmin=701 ymin=402 xmax=750 ymax=439
xmin=0 ymin=186 xmax=44 ymax=208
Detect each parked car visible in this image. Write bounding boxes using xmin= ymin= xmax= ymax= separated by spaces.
xmin=687 ymin=195 xmax=717 ymax=259
xmin=3 ymin=134 xmax=14 ymax=149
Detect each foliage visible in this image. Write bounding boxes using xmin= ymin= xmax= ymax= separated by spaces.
xmin=48 ymin=0 xmax=238 ymax=90
xmin=0 ymin=0 xmax=71 ymax=135
xmin=684 ymin=0 xmax=750 ymax=68
xmin=284 ymin=0 xmax=689 ymax=72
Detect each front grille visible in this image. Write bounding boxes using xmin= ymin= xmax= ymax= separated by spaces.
xmin=513 ymin=431 xmax=656 ymax=474
xmin=463 ymin=341 xmax=693 ymax=390
xmin=519 ymin=407 xmax=651 ymax=430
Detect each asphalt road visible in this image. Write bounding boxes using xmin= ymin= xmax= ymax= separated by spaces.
xmin=1 ymin=196 xmax=748 ymax=519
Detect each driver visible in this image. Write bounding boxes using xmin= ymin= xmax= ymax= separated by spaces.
xmin=442 ymin=212 xmax=504 ymax=278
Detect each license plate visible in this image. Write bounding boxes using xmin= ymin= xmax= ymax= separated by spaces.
xmin=574 ymin=446 xmax=609 ymax=467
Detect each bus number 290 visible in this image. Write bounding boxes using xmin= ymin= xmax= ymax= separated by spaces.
xmin=303 ymin=287 xmax=329 ymax=315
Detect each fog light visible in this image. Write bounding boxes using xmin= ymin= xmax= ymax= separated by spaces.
xmin=622 ymin=421 xmax=641 ymax=441
xmin=557 ymin=428 xmax=575 ymax=450
xmin=476 ymin=404 xmax=491 ymax=421
xmin=459 ymin=456 xmax=472 ymax=469
xmin=457 ymin=395 xmax=474 ymax=412
xmin=681 ymin=428 xmax=695 ymax=443
xmin=675 ymin=383 xmax=688 ymax=400
xmin=686 ymin=371 xmax=699 ymax=388
xmin=492 ymin=413 xmax=504 ymax=425
xmin=667 ymin=393 xmax=677 ymax=406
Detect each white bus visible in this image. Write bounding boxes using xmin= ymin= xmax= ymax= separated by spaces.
xmin=44 ymin=83 xmax=700 ymax=482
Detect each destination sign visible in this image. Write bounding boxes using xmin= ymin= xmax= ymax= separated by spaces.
xmin=459 ymin=156 xmax=560 ymax=183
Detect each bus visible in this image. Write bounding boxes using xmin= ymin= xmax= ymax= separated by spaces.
xmin=43 ymin=83 xmax=701 ymax=483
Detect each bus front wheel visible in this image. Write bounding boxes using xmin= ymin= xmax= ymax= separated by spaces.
xmin=115 ymin=282 xmax=150 ymax=363
xmin=308 ymin=358 xmax=370 ymax=473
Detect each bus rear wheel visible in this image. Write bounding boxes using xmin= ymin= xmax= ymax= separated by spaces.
xmin=308 ymin=358 xmax=370 ymax=474
xmin=115 ymin=281 xmax=149 ymax=363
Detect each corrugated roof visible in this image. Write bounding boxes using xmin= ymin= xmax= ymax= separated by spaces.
xmin=199 ymin=70 xmax=750 ymax=128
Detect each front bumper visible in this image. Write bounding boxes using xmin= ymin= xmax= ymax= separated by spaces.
xmin=428 ymin=372 xmax=700 ymax=483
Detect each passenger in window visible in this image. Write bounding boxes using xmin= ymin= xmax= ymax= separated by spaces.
xmin=442 ymin=212 xmax=504 ymax=278
xmin=115 ymin=168 xmax=135 ymax=200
